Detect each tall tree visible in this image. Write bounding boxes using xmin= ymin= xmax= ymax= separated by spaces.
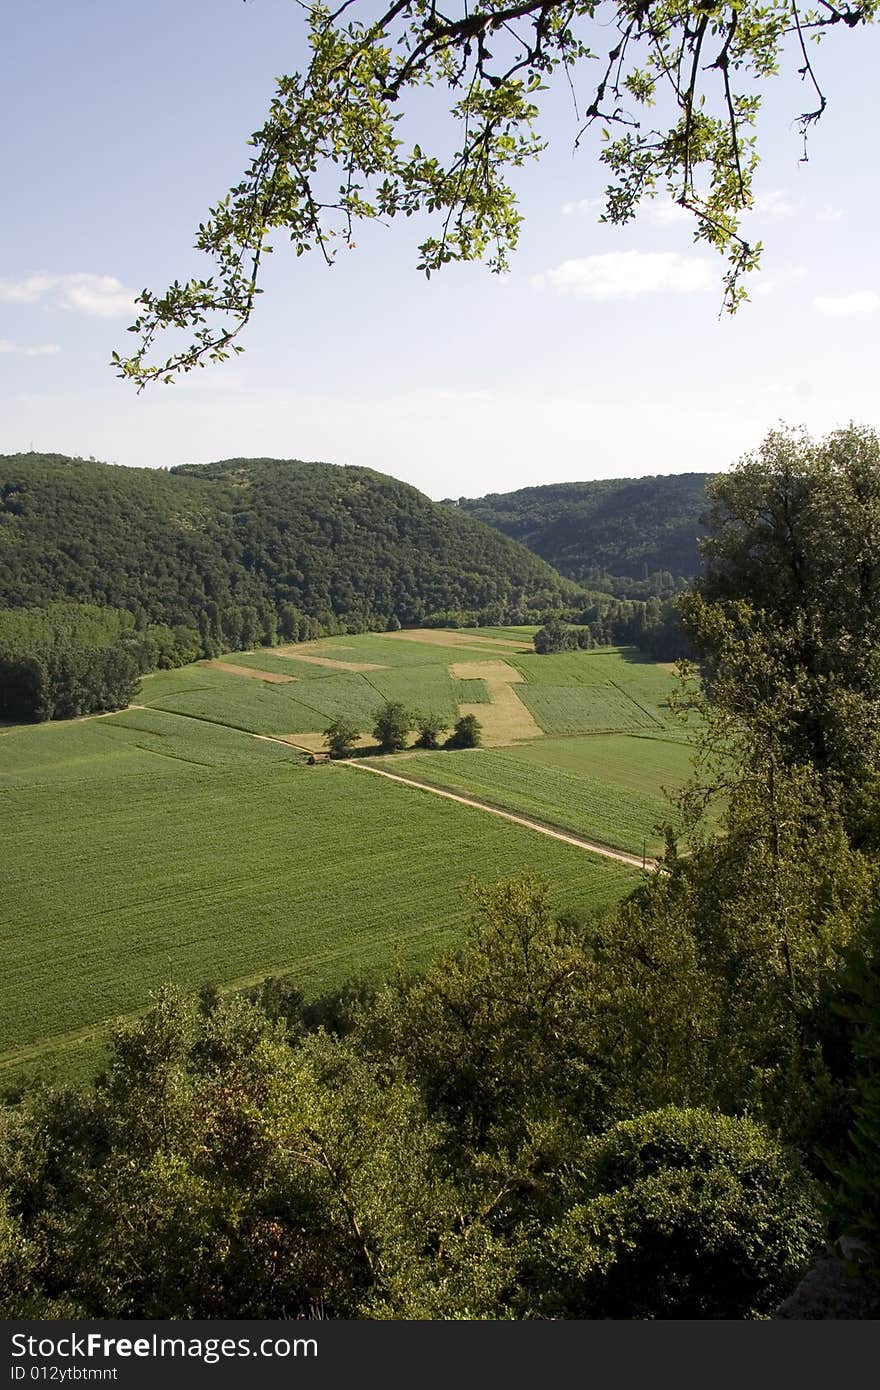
xmin=679 ymin=424 xmax=880 ymax=845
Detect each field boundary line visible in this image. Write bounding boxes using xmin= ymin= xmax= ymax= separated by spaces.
xmin=344 ymin=761 xmax=656 ymax=869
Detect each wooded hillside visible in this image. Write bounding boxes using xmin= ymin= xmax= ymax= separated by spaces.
xmin=451 ymin=474 xmax=714 ymax=595
xmin=0 ymin=455 xmax=581 ymax=645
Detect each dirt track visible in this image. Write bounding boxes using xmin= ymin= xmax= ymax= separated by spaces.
xmin=344 ymin=760 xmax=655 ymax=870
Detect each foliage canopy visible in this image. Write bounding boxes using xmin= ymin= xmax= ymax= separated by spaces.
xmin=113 ymin=1 xmax=878 ymax=385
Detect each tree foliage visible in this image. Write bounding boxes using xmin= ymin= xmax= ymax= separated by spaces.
xmin=446 ymin=713 xmax=483 ymax=747
xmin=456 ymin=473 xmax=711 ymax=592
xmin=0 ymin=454 xmax=579 ymax=650
xmin=113 ymin=2 xmax=878 ymax=385
xmin=324 ymin=715 xmax=361 ymax=757
xmin=680 ymin=424 xmax=880 ymax=847
xmin=0 ymin=884 xmax=829 ymax=1318
xmin=373 ymin=700 xmax=413 ymax=752
xmin=528 ymin=1107 xmax=824 ymax=1319
xmin=413 ymin=711 xmax=446 ymax=749
xmin=0 ymin=604 xmax=143 ymax=722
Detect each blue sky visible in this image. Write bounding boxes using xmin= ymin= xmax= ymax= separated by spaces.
xmin=2 ymin=1 xmax=878 ymax=497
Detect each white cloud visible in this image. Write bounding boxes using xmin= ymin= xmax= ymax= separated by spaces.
xmin=561 ymin=197 xmax=603 ymax=217
xmin=0 ymin=272 xmax=136 ymax=318
xmin=753 ymin=265 xmax=808 ymax=298
xmin=0 ymin=338 xmax=61 ymax=356
xmin=813 ymin=291 xmax=880 ymax=317
xmin=748 ymin=190 xmax=795 ymax=220
xmin=532 ymin=251 xmax=715 ymax=300
xmin=642 ymin=197 xmax=690 ymax=226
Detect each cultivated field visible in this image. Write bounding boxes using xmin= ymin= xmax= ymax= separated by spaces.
xmin=0 ymin=627 xmax=697 ymax=1085
xmin=374 ymin=734 xmax=695 ymax=857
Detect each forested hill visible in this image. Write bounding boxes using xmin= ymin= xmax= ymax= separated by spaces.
xmin=0 ymin=454 xmax=581 ymax=640
xmin=450 ymin=473 xmax=715 ymax=595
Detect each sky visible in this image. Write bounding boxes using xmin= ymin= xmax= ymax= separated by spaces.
xmin=1 ymin=1 xmax=878 ymax=499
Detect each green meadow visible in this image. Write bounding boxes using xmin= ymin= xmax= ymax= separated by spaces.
xmin=374 ymin=733 xmax=696 ymax=857
xmin=0 ymin=629 xmax=698 ymax=1085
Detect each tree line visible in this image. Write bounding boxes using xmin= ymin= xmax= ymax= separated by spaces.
xmin=0 ymin=605 xmax=145 ymax=722
xmin=534 ymin=597 xmax=690 ymax=662
xmin=324 ymin=704 xmax=482 ymax=759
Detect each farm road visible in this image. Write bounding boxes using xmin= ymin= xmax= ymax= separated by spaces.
xmin=344 ymin=760 xmax=656 ymax=870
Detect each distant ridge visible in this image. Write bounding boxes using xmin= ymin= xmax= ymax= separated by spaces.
xmin=450 ymin=473 xmax=715 ymax=593
xmin=0 ymin=454 xmax=583 ymax=642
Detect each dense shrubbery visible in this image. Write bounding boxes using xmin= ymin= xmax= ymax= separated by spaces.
xmin=0 ymin=870 xmax=847 ymax=1318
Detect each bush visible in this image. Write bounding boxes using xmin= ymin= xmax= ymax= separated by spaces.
xmin=414 ymin=712 xmax=445 ymax=750
xmin=533 ymin=619 xmax=576 ymax=655
xmin=446 ymin=714 xmax=482 ymax=749
xmin=324 ymin=717 xmax=360 ymax=758
xmin=529 ymin=1107 xmax=824 ymax=1319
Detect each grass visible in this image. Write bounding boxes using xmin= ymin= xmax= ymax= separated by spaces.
xmin=516 ymin=683 xmax=664 ymax=735
xmin=371 ymin=733 xmax=695 ymax=856
xmin=300 ymin=634 xmax=510 ymax=665
xmin=0 ymin=631 xmax=697 ymax=1085
xmin=0 ymin=710 xmax=638 ymax=1084
xmin=452 ymin=677 xmax=491 ymax=704
xmin=0 ymin=706 xmax=302 ymax=787
xmin=460 ymin=625 xmax=540 ymax=640
xmin=362 ymin=665 xmax=463 ymax=724
xmin=143 ymin=666 xmax=384 ymax=734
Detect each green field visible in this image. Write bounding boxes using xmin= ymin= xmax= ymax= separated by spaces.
xmin=516 ymin=683 xmax=663 ymax=735
xmin=0 ymin=704 xmax=638 ymax=1082
xmin=1 ymin=628 xmax=696 ymax=1084
xmin=372 ymin=734 xmax=695 ymax=856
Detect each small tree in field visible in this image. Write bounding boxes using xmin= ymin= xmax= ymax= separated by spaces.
xmin=446 ymin=714 xmax=482 ymax=749
xmin=373 ymin=701 xmax=412 ymax=753
xmin=534 ymin=619 xmax=575 ymax=655
xmin=414 ymin=712 xmax=445 ymax=750
xmin=324 ymin=717 xmax=360 ymax=759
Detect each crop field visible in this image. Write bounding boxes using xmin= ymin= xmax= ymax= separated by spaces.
xmin=0 ymin=708 xmax=638 ymax=1083
xmin=516 ymin=683 xmax=663 ymax=735
xmin=452 ymin=677 xmax=491 ymax=704
xmin=296 ymin=634 xmax=514 ymax=666
xmin=1 ymin=627 xmax=698 ymax=1085
xmin=143 ymin=666 xmax=384 ymax=735
xmin=359 ymin=665 xmax=463 ymax=724
xmin=372 ymin=733 xmax=695 ymax=856
xmin=460 ymin=625 xmax=540 ymax=641
xmin=0 ymin=707 xmax=302 ymax=787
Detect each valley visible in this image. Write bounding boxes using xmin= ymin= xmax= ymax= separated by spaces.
xmin=0 ymin=626 xmax=692 ymax=1087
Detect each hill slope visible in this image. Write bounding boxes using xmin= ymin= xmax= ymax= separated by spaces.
xmin=450 ymin=474 xmax=714 ymax=592
xmin=0 ymin=455 xmax=581 ymax=642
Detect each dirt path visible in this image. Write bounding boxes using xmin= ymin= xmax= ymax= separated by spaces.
xmin=345 ymin=760 xmax=654 ymax=869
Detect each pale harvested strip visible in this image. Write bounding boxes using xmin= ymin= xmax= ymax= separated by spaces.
xmin=347 ymin=761 xmax=654 ymax=869
xmin=273 ymin=646 xmax=386 ymax=672
xmin=199 ymin=660 xmax=297 ymax=684
xmin=449 ymin=659 xmax=542 ymax=746
xmin=383 ymin=628 xmax=532 ymax=652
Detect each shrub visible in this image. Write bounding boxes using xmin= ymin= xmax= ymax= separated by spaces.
xmin=446 ymin=714 xmax=482 ymax=749
xmin=529 ymin=1107 xmax=824 ymax=1319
